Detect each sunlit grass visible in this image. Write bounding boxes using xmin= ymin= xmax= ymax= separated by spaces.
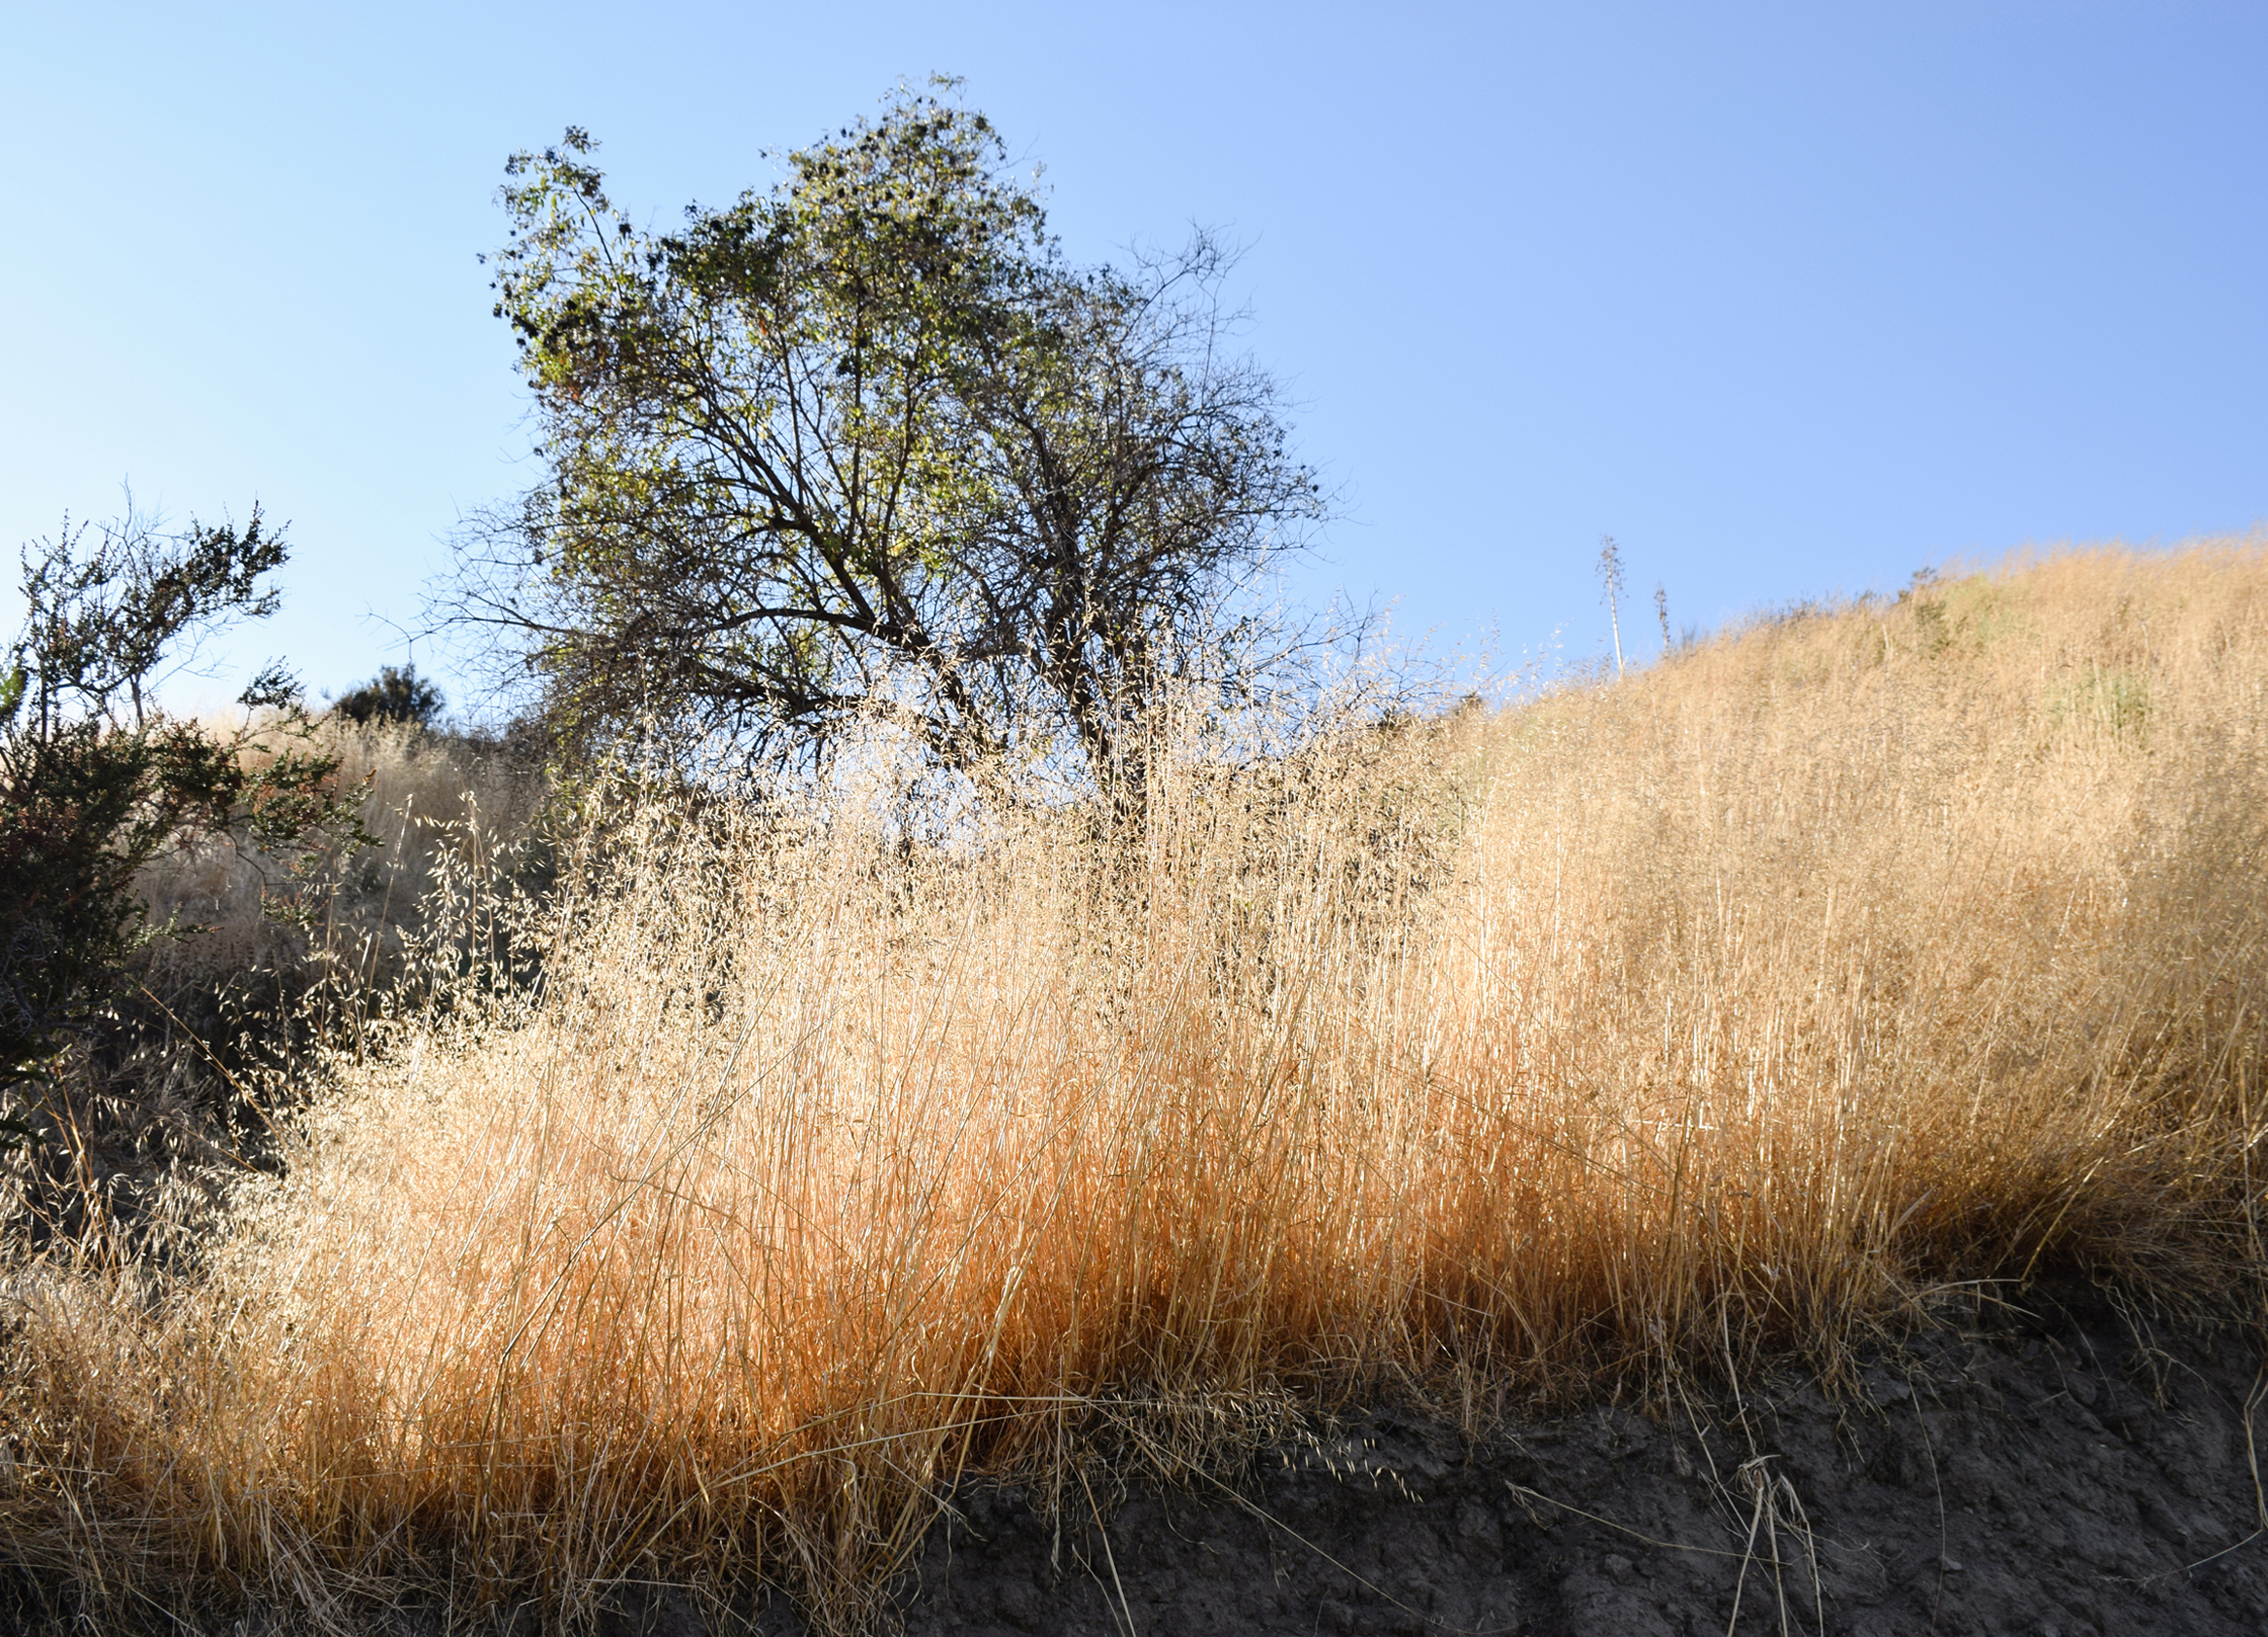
xmin=5 ymin=540 xmax=2264 ymax=1633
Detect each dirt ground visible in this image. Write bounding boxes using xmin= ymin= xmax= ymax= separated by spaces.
xmin=862 ymin=1299 xmax=2268 ymax=1637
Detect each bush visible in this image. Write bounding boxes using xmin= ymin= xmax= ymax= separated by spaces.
xmin=330 ymin=663 xmax=444 ymax=731
xmin=0 ymin=504 xmax=364 ymax=1246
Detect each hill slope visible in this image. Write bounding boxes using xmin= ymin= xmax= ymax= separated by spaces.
xmin=4 ymin=541 xmax=2264 ymax=1633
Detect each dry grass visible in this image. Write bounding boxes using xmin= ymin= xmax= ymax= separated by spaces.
xmin=0 ymin=719 xmax=547 ymax=1260
xmin=0 ymin=718 xmax=540 ymax=1254
xmin=134 ymin=714 xmax=549 ymax=1010
xmin=4 ymin=542 xmax=2265 ymax=1632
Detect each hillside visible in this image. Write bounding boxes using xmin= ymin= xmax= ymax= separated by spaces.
xmin=4 ymin=542 xmax=2264 ymax=1634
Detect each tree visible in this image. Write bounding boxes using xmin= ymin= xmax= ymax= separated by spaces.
xmin=0 ymin=505 xmax=361 ymax=1085
xmin=332 ymin=662 xmax=445 ymax=729
xmin=448 ymin=84 xmax=1326 ymax=803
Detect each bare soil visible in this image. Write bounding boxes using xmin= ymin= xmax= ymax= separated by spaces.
xmin=869 ymin=1299 xmax=2268 ymax=1637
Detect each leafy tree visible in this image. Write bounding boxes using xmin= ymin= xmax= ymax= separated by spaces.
xmin=332 ymin=662 xmax=445 ymax=729
xmin=448 ymin=83 xmax=1325 ymax=803
xmin=0 ymin=505 xmax=362 ymax=1086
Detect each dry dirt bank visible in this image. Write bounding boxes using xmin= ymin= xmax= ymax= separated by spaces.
xmin=744 ymin=1298 xmax=2267 ymax=1637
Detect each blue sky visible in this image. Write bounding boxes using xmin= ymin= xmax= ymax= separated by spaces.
xmin=3 ymin=3 xmax=2261 ymax=714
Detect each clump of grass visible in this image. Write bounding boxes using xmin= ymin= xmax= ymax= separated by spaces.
xmin=3 ymin=542 xmax=2264 ymax=1633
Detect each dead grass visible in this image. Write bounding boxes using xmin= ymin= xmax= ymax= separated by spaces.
xmin=0 ymin=718 xmax=548 ymax=1261
xmin=87 ymin=709 xmax=550 ymax=1098
xmin=3 ymin=541 xmax=2265 ymax=1632
xmin=133 ymin=714 xmax=548 ymax=1009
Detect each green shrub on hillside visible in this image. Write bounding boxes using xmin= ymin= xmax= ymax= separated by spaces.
xmin=330 ymin=663 xmax=444 ymax=731
xmin=1 ymin=507 xmax=365 ymax=1095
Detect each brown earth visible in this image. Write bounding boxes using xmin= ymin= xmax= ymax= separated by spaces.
xmin=865 ymin=1297 xmax=2268 ymax=1637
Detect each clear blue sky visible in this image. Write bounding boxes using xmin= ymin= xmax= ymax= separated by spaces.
xmin=4 ymin=3 xmax=2261 ymax=713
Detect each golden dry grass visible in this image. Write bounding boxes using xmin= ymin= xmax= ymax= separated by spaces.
xmin=0 ymin=719 xmax=547 ymax=1261
xmin=133 ymin=714 xmax=547 ymax=1006
xmin=4 ymin=541 xmax=2265 ymax=1632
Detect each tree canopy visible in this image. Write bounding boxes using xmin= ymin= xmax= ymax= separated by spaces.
xmin=450 ymin=84 xmax=1324 ymax=802
xmin=332 ymin=663 xmax=445 ymax=730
